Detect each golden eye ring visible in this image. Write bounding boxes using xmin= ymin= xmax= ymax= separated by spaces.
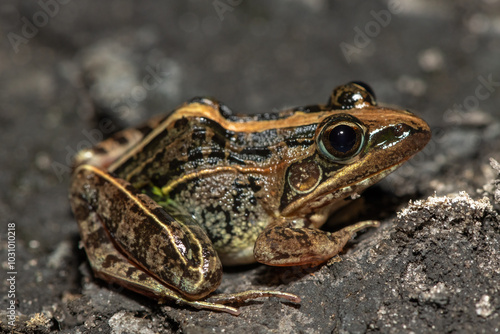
xmin=317 ymin=117 xmax=365 ymax=163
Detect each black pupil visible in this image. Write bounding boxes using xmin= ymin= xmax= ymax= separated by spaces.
xmin=329 ymin=125 xmax=357 ymax=153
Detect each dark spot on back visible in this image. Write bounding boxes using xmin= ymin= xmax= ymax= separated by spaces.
xmin=113 ymin=134 xmax=129 ymax=145
xmin=248 ymin=176 xmax=262 ymax=193
xmin=174 ymin=117 xmax=189 ymax=129
xmin=102 ymin=254 xmax=122 ymax=269
xmin=93 ymin=147 xmax=108 ymax=155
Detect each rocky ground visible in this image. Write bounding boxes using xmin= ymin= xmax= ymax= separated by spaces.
xmin=1 ymin=1 xmax=499 ymax=333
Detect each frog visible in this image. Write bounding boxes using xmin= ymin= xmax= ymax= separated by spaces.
xmin=69 ymin=81 xmax=431 ymax=315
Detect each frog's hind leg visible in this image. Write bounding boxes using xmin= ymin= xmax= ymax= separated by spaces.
xmin=74 ymin=197 xmax=242 ymax=315
xmin=80 ymin=216 xmax=242 ymax=315
xmin=70 ymin=164 xmax=245 ymax=315
xmin=70 ymin=164 xmax=224 ymax=296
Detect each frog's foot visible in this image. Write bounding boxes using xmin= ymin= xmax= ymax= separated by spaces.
xmin=170 ymin=290 xmax=300 ymax=316
xmin=207 ymin=290 xmax=301 ymax=305
xmin=184 ymin=290 xmax=301 ymax=316
xmin=168 ymin=298 xmax=242 ymax=316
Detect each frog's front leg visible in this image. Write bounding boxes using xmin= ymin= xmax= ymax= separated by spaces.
xmin=253 ymin=220 xmax=379 ymax=266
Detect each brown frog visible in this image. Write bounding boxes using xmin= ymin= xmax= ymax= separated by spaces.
xmin=70 ymin=82 xmax=431 ymax=315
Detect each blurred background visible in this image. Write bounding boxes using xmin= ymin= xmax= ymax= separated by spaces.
xmin=1 ymin=1 xmax=499 ymax=332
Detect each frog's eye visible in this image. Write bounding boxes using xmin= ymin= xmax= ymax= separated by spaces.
xmin=327 ymin=81 xmax=376 ymax=110
xmin=317 ymin=118 xmax=365 ymax=163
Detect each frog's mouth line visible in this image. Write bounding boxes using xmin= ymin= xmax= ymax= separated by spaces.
xmin=282 ymin=161 xmax=404 ymax=220
xmin=306 ymin=162 xmax=405 ymax=229
xmin=326 ymin=162 xmax=401 ymax=203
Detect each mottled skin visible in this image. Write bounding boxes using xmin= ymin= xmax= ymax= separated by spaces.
xmin=69 ymin=82 xmax=431 ymax=315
